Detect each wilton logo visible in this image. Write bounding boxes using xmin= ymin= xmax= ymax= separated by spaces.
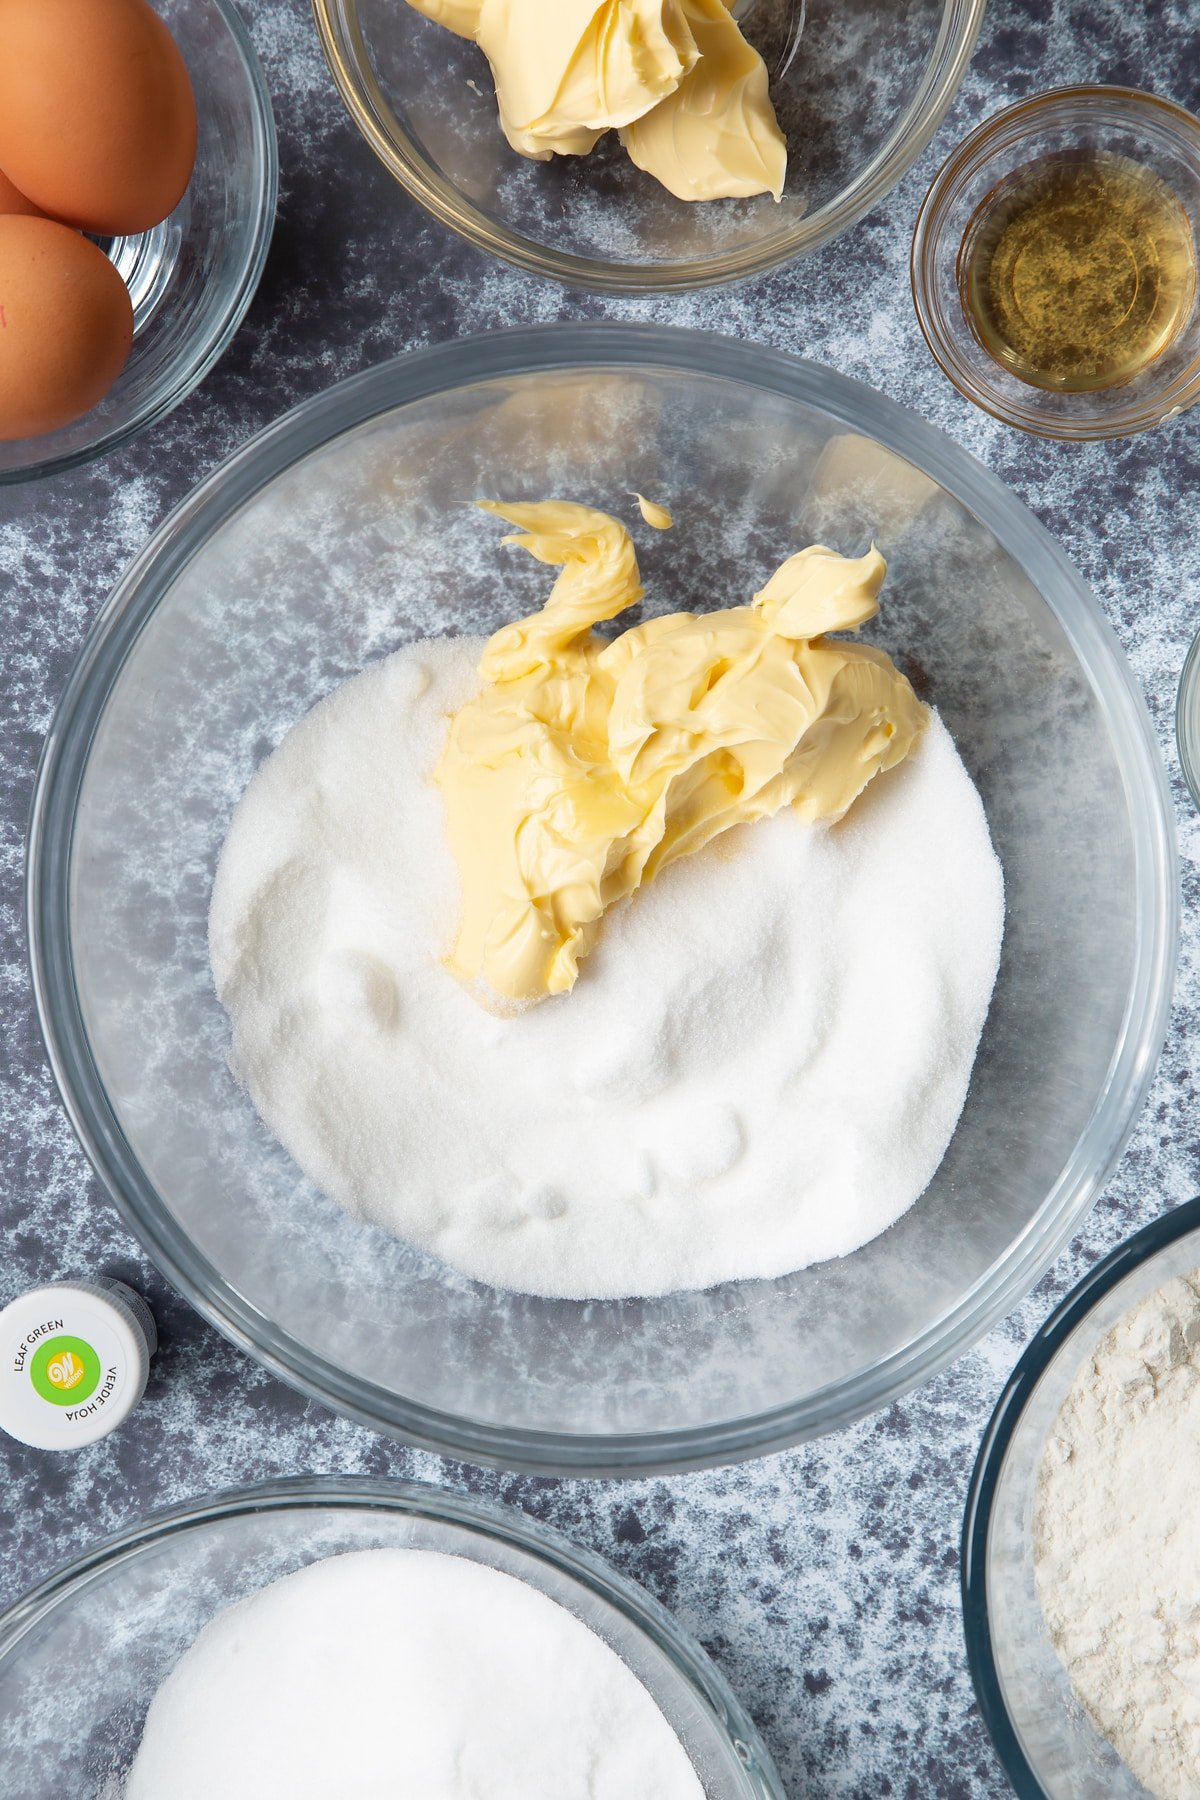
xmin=30 ymin=1334 xmax=102 ymax=1407
xmin=46 ymin=1349 xmax=85 ymax=1391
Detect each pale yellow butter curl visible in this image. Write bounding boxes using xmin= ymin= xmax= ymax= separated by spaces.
xmin=406 ymin=0 xmax=787 ymax=200
xmin=635 ymin=492 xmax=674 ymax=528
xmin=435 ymin=501 xmax=927 ymax=1007
xmin=480 ymin=0 xmax=699 ymax=157
xmin=620 ymin=0 xmax=786 ymax=200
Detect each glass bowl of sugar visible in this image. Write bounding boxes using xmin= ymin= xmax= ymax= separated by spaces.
xmin=962 ymin=1197 xmax=1200 ymax=1798
xmin=27 ymin=323 xmax=1176 ymax=1475
xmin=0 ymin=1476 xmax=782 ymax=1796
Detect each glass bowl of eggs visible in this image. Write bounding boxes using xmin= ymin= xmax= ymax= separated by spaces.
xmin=0 ymin=0 xmax=277 ymax=483
xmin=312 ymin=0 xmax=987 ymax=291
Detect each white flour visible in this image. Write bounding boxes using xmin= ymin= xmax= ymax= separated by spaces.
xmin=209 ymin=636 xmax=1004 ymax=1300
xmin=123 ymin=1548 xmax=703 ymax=1798
xmin=1034 ymin=1270 xmax=1200 ymax=1798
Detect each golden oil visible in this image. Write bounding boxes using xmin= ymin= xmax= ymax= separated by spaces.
xmin=961 ymin=152 xmax=1197 ymax=392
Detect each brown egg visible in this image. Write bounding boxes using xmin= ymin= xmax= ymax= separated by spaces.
xmin=0 ymin=216 xmax=134 ymax=439
xmin=0 ymin=0 xmax=197 ymax=237
xmin=0 ymin=165 xmax=47 ymax=218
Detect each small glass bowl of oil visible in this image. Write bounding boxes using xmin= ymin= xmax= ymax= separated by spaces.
xmin=912 ymin=88 xmax=1200 ymax=439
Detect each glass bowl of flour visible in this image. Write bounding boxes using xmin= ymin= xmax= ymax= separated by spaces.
xmin=963 ymin=1198 xmax=1200 ymax=1799
xmin=0 ymin=1476 xmax=782 ymax=1796
xmin=28 ymin=323 xmax=1176 ymax=1474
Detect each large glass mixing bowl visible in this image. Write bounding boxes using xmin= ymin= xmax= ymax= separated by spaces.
xmin=0 ymin=1477 xmax=782 ymax=1797
xmin=27 ymin=324 xmax=1176 ymax=1474
xmin=312 ymin=0 xmax=987 ymax=291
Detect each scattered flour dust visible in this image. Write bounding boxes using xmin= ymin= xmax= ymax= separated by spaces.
xmin=123 ymin=1548 xmax=703 ymax=1799
xmin=1034 ymin=1271 xmax=1200 ymax=1799
xmin=209 ymin=636 xmax=1004 ymax=1300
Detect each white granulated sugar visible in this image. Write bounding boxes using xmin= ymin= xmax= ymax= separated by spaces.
xmin=1034 ymin=1271 xmax=1200 ymax=1799
xmin=209 ymin=636 xmax=1004 ymax=1300
xmin=123 ymin=1548 xmax=703 ymax=1799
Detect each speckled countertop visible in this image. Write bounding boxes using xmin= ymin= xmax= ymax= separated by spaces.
xmin=2 ymin=2 xmax=1199 ymax=1795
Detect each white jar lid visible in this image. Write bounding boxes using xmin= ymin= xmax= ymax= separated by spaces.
xmin=0 ymin=1278 xmax=156 ymax=1451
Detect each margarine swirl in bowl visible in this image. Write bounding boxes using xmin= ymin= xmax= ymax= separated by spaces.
xmin=436 ymin=501 xmax=927 ymax=1005
xmin=406 ymin=0 xmax=787 ymax=201
xmin=207 ymin=488 xmax=995 ymax=1302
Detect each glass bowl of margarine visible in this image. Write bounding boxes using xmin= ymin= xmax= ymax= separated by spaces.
xmin=311 ymin=0 xmax=986 ymax=291
xmin=962 ymin=1199 xmax=1200 ymax=1797
xmin=913 ymin=87 xmax=1200 ymax=440
xmin=0 ymin=1477 xmax=783 ymax=1795
xmin=27 ymin=323 xmax=1176 ymax=1474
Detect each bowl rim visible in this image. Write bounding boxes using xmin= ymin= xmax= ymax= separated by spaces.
xmin=1175 ymin=625 xmax=1200 ymax=811
xmin=960 ymin=1194 xmax=1200 ymax=1798
xmin=0 ymin=1472 xmax=784 ymax=1799
xmin=1 ymin=0 xmax=279 ymax=486
xmin=911 ymin=84 xmax=1200 ymax=442
xmin=25 ymin=320 xmax=1179 ymax=1476
xmin=310 ymin=0 xmax=988 ymax=293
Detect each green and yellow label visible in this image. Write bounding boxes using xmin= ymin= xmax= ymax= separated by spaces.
xmin=29 ymin=1335 xmax=101 ymax=1406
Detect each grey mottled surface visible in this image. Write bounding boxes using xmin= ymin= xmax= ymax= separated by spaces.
xmin=2 ymin=2 xmax=1199 ymax=1796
